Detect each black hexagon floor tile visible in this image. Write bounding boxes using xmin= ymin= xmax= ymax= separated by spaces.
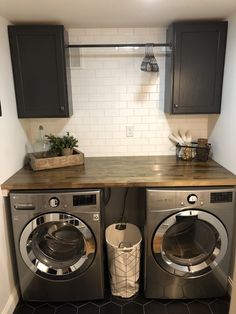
xmin=181 ymin=299 xmax=196 ymax=304
xmin=100 ymin=302 xmax=121 ymax=314
xmin=111 ymin=294 xmax=135 ymax=305
xmin=78 ymin=303 xmax=99 ymax=314
xmin=26 ymin=301 xmax=45 ymax=308
xmin=34 ymin=304 xmax=55 ymax=314
xmin=197 ymin=298 xmax=217 ymax=304
xmin=55 ymin=304 xmax=77 ymax=314
xmin=70 ymin=300 xmax=88 ymax=307
xmin=13 ymin=304 xmax=34 ymax=314
xmin=133 ymin=293 xmax=151 ymax=305
xmin=13 ymin=290 xmax=230 ymax=314
xmin=123 ymin=302 xmax=143 ymax=314
xmin=188 ymin=301 xmax=212 ymax=314
xmin=144 ymin=300 xmax=166 ymax=314
xmin=167 ymin=301 xmax=189 ymax=314
xmin=209 ymin=299 xmax=230 ymax=314
xmin=156 ymin=298 xmax=173 ymax=304
xmin=47 ymin=302 xmax=67 ymax=308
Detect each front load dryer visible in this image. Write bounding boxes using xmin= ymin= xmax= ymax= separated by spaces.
xmin=144 ymin=187 xmax=235 ymax=299
xmin=10 ymin=189 xmax=104 ymax=302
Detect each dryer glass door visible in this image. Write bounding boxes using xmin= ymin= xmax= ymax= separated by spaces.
xmin=20 ymin=213 xmax=96 ymax=279
xmin=152 ymin=209 xmax=228 ymax=277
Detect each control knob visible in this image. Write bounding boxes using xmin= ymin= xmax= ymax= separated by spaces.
xmin=49 ymin=197 xmax=60 ymax=207
xmin=187 ymin=194 xmax=198 ymax=204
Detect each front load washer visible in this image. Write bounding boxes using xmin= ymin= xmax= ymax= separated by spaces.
xmin=144 ymin=187 xmax=235 ymax=299
xmin=10 ymin=189 xmax=104 ymax=302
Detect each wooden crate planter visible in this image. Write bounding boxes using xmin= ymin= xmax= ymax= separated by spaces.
xmin=29 ymin=149 xmax=84 ymax=171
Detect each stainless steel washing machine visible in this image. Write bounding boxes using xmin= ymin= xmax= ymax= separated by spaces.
xmin=144 ymin=187 xmax=235 ymax=299
xmin=10 ymin=189 xmax=104 ymax=302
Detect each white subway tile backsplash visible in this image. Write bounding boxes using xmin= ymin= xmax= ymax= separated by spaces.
xmin=133 ymin=93 xmax=150 ymax=101
xmin=112 ymin=116 xmax=127 ymax=124
xmin=135 ymin=109 xmax=151 ymax=117
xmin=142 ymin=85 xmax=158 ymax=93
xmin=149 ymin=93 xmax=160 ymax=101
xmin=120 ymin=93 xmax=134 ymax=101
xmin=95 ymin=69 xmax=112 ymax=78
xmin=112 ymin=145 xmax=127 ymax=153
xmin=23 ymin=28 xmax=209 ymax=157
xmin=85 ymin=28 xmax=117 ymax=36
xmin=112 ymin=131 xmax=124 ymax=139
xmin=127 ymin=116 xmax=143 ymax=124
xmin=142 ymin=116 xmax=157 ymax=124
xmin=119 ymin=109 xmax=134 ymax=116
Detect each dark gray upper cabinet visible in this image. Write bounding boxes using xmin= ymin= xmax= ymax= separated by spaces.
xmin=8 ymin=25 xmax=73 ymax=118
xmin=165 ymin=22 xmax=227 ymax=114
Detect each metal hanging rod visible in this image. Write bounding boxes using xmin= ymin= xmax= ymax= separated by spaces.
xmin=67 ymin=43 xmax=171 ymax=48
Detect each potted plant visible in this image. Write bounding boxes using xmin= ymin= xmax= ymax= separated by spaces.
xmin=46 ymin=132 xmax=78 ymax=156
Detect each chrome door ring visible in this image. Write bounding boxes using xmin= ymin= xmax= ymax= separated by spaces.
xmin=152 ymin=209 xmax=228 ymax=277
xmin=20 ymin=212 xmax=96 ymax=279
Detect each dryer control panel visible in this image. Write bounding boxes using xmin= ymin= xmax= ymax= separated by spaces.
xmin=146 ymin=187 xmax=235 ymax=211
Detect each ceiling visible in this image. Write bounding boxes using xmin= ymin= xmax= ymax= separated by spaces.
xmin=0 ymin=0 xmax=236 ymax=28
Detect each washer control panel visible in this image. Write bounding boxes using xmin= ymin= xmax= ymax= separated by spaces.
xmin=10 ymin=190 xmax=101 ymax=214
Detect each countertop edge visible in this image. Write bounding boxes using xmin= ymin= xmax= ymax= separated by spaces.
xmin=1 ymin=156 xmax=236 ymax=193
xmin=2 ymin=179 xmax=236 ymax=193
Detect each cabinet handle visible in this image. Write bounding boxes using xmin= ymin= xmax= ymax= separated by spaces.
xmin=60 ymin=106 xmax=65 ymax=111
xmin=174 ymin=104 xmax=179 ymax=108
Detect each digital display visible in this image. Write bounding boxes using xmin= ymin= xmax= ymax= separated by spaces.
xmin=210 ymin=192 xmax=233 ymax=203
xmin=73 ymin=194 xmax=96 ymax=206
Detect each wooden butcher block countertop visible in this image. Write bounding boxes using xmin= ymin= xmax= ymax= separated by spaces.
xmin=1 ymin=156 xmax=236 ymax=193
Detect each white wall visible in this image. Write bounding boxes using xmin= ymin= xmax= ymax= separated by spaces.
xmin=208 ymin=12 xmax=236 ymax=314
xmin=0 ymin=16 xmax=28 ymax=314
xmin=209 ymin=15 xmax=236 ymax=174
xmin=24 ymin=28 xmax=209 ymax=156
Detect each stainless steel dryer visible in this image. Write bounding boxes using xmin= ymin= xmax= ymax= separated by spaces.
xmin=10 ymin=189 xmax=104 ymax=302
xmin=144 ymin=187 xmax=235 ymax=299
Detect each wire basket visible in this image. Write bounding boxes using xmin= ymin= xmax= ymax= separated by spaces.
xmin=176 ymin=143 xmax=211 ymax=161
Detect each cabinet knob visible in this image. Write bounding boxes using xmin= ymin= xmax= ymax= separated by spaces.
xmin=174 ymin=104 xmax=179 ymax=108
xmin=60 ymin=106 xmax=65 ymax=111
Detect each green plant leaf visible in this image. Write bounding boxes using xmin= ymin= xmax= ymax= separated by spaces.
xmin=45 ymin=132 xmax=78 ymax=156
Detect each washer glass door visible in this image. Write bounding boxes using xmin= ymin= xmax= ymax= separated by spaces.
xmin=20 ymin=213 xmax=96 ymax=279
xmin=152 ymin=210 xmax=228 ymax=277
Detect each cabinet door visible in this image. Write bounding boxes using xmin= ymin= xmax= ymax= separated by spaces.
xmin=165 ymin=22 xmax=227 ymax=114
xmin=8 ymin=26 xmax=72 ymax=118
